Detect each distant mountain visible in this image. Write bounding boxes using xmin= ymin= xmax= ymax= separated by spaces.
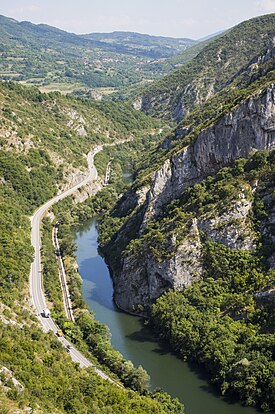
xmin=0 ymin=15 xmax=196 ymax=92
xmin=134 ymin=14 xmax=275 ymax=123
xmin=81 ymin=31 xmax=196 ymax=57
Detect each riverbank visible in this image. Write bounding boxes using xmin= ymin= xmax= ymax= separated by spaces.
xmin=75 ymin=217 xmax=260 ymax=414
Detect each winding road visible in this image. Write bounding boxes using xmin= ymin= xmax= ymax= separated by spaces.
xmin=29 ymin=145 xmax=113 ymax=380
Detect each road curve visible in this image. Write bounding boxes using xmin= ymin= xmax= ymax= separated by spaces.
xmin=29 ymin=145 xmax=113 ymax=380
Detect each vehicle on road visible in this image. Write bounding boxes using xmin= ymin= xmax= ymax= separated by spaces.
xmin=66 ymin=344 xmax=71 ymax=352
xmin=56 ymin=329 xmax=64 ymax=337
xmin=43 ymin=308 xmax=50 ymax=318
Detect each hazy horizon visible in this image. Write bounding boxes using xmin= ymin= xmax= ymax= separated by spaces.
xmin=1 ymin=0 xmax=275 ymax=39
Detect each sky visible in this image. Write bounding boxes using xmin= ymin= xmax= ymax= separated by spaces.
xmin=0 ymin=0 xmax=275 ymax=39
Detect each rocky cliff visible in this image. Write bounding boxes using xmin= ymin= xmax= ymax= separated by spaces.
xmin=105 ymin=84 xmax=275 ymax=315
xmin=142 ymin=85 xmax=275 ymax=223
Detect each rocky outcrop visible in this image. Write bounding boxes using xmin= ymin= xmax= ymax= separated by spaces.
xmin=109 ymin=84 xmax=275 ymax=315
xmin=114 ymin=218 xmax=203 ymax=314
xmin=113 ymin=190 xmax=257 ymax=314
xmin=0 ymin=366 xmax=24 ymax=392
xmin=197 ymin=194 xmax=256 ymax=251
xmin=73 ymin=181 xmax=102 ymax=203
xmin=143 ymin=85 xmax=275 ymax=224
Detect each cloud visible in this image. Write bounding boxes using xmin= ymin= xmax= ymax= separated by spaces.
xmin=257 ymin=0 xmax=275 ymax=12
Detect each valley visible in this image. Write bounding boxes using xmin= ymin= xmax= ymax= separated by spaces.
xmin=0 ymin=15 xmax=197 ymax=96
xmin=0 ymin=7 xmax=274 ymax=414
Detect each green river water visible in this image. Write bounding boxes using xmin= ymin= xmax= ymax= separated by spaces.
xmin=75 ymin=218 xmax=259 ymax=414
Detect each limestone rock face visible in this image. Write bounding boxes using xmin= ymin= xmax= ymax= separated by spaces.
xmin=197 ymin=195 xmax=255 ymax=251
xmin=144 ymin=86 xmax=275 ymax=223
xmin=136 ymin=41 xmax=275 ymax=124
xmin=110 ymin=85 xmax=275 ymax=315
xmin=113 ymin=192 xmax=257 ymax=314
xmin=114 ymin=218 xmax=203 ymax=314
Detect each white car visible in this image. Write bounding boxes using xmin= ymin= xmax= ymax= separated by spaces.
xmin=43 ymin=308 xmax=50 ymax=318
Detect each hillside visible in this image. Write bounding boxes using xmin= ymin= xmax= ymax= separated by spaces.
xmin=0 ymin=80 xmax=186 ymax=413
xmin=81 ymin=31 xmax=195 ymax=57
xmin=98 ymin=33 xmax=275 ymax=411
xmin=167 ymin=33 xmax=223 ymax=67
xmin=135 ymin=14 xmax=275 ymax=123
xmin=0 ymin=15 xmax=195 ymax=93
xmin=110 ymin=36 xmax=219 ymax=103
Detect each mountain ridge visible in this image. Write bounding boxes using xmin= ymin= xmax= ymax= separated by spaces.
xmin=134 ymin=13 xmax=275 ymax=123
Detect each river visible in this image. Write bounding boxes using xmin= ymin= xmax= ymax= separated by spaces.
xmin=75 ymin=218 xmax=259 ymax=414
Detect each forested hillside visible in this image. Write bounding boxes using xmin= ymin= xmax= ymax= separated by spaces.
xmin=0 ymin=80 xmax=185 ymax=413
xmin=81 ymin=31 xmax=195 ymax=57
xmin=135 ymin=14 xmax=275 ymax=123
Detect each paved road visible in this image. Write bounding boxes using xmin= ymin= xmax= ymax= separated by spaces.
xmin=52 ymin=224 xmax=75 ymax=321
xmin=29 ymin=145 xmax=113 ymax=379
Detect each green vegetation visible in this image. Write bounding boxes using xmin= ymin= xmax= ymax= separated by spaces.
xmin=0 ymin=81 xmax=159 ymax=169
xmin=41 ymin=217 xmax=65 ymax=317
xmin=138 ymin=13 xmax=275 ymax=122
xmin=0 ymin=152 xmax=34 ymax=307
xmin=100 ymin=150 xmax=275 ymax=411
xmin=82 ymin=31 xmax=195 ymax=57
xmin=38 ymin=143 xmax=184 ymax=408
xmin=133 ymin=54 xmax=275 ymax=188
xmin=168 ymin=32 xmax=224 ymax=67
xmin=94 ymin=132 xmax=165 ymax=180
xmin=106 ymin=35 xmax=221 ymax=102
xmin=1 ymin=11 xmax=275 ymax=412
xmin=0 ymin=320 xmax=183 ymax=413
xmin=39 ymin=129 xmax=186 ymax=394
xmin=0 ymin=15 xmax=195 ymax=93
xmin=41 ymin=212 xmax=154 ymax=392
xmin=0 ymin=79 xmax=183 ymax=412
xmin=150 ymin=256 xmax=274 ymax=411
xmin=129 ymin=151 xmax=274 ymax=261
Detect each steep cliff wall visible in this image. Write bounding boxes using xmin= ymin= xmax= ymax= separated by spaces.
xmin=107 ymin=85 xmax=275 ymax=315
xmin=143 ymin=85 xmax=275 ymax=224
